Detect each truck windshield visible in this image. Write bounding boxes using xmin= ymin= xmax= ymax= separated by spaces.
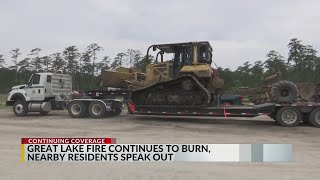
xmin=33 ymin=74 xmax=40 ymax=84
xmin=28 ymin=74 xmax=41 ymax=85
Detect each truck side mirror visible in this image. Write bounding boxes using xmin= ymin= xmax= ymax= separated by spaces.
xmin=152 ymin=46 xmax=157 ymax=51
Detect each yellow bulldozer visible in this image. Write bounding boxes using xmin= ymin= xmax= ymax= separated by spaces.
xmin=101 ymin=41 xmax=224 ymax=107
xmin=133 ymin=41 xmax=224 ymax=107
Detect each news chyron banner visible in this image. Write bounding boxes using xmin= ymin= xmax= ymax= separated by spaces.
xmin=21 ymin=138 xmax=292 ymax=162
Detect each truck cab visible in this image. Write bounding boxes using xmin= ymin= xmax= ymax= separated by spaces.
xmin=24 ymin=73 xmax=54 ymax=101
xmin=6 ymin=73 xmax=72 ymax=116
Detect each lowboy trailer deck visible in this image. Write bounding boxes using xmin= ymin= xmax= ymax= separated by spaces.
xmin=127 ymin=102 xmax=320 ymax=128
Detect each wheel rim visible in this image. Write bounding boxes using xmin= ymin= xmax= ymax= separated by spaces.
xmin=91 ymin=104 xmax=102 ymax=116
xmin=315 ymin=111 xmax=320 ymax=124
xmin=15 ymin=104 xmax=24 ymax=114
xmin=71 ymin=104 xmax=81 ymax=115
xmin=281 ymin=109 xmax=298 ymax=124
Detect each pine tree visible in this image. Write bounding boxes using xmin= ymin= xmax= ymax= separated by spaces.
xmin=63 ymin=46 xmax=80 ymax=74
xmin=80 ymin=52 xmax=92 ymax=90
xmin=51 ymin=53 xmax=66 ymax=73
xmin=264 ymin=50 xmax=287 ymax=77
xmin=315 ymin=57 xmax=320 ymax=82
xmin=0 ymin=55 xmax=5 ymax=68
xmin=97 ymin=56 xmax=111 ymax=73
xmin=41 ymin=56 xmax=52 ymax=72
xmin=126 ymin=49 xmax=141 ymax=67
xmin=132 ymin=50 xmax=142 ymax=67
xmin=86 ymin=43 xmax=103 ymax=74
xmin=63 ymin=46 xmax=80 ymax=89
xmin=250 ymin=61 xmax=264 ymax=87
xmin=9 ymin=48 xmax=21 ymax=70
xmin=81 ymin=52 xmax=92 ymax=74
xmin=110 ymin=59 xmax=120 ymax=70
xmin=29 ymin=48 xmax=42 ymax=72
xmin=9 ymin=48 xmax=22 ymax=83
xmin=109 ymin=53 xmax=127 ymax=70
xmin=17 ymin=58 xmax=32 ymax=83
xmin=17 ymin=58 xmax=31 ymax=72
xmin=287 ymin=38 xmax=318 ymax=82
xmin=133 ymin=55 xmax=154 ymax=73
xmin=288 ymin=38 xmax=305 ymax=64
xmin=235 ymin=61 xmax=252 ymax=87
xmin=86 ymin=43 xmax=103 ymax=88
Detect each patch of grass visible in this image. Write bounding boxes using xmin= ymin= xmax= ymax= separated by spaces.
xmin=0 ymin=94 xmax=7 ymax=108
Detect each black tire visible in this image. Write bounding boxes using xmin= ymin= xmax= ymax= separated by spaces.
xmin=271 ymin=81 xmax=298 ymax=103
xmin=111 ymin=102 xmax=122 ymax=116
xmin=40 ymin=111 xmax=49 ymax=116
xmin=67 ymin=101 xmax=87 ymax=118
xmin=88 ymin=101 xmax=106 ymax=118
xmin=13 ymin=100 xmax=28 ymax=117
xmin=111 ymin=107 xmax=122 ymax=116
xmin=309 ymin=108 xmax=320 ymax=128
xmin=275 ymin=107 xmax=301 ymax=127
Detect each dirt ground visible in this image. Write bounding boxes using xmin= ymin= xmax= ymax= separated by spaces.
xmin=0 ymin=108 xmax=319 ymax=180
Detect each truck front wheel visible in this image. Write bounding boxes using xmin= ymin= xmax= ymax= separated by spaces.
xmin=68 ymin=101 xmax=87 ymax=118
xmin=89 ymin=101 xmax=106 ymax=118
xmin=13 ymin=100 xmax=28 ymax=117
xmin=275 ymin=107 xmax=301 ymax=127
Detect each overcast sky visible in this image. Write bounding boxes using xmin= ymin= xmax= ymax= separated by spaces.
xmin=0 ymin=0 xmax=319 ymax=69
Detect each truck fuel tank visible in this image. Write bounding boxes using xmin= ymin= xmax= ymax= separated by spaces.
xmin=28 ymin=102 xmax=51 ymax=112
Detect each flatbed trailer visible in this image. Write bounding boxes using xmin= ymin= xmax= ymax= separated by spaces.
xmin=127 ymin=102 xmax=320 ymax=128
xmin=84 ymin=89 xmax=320 ymax=128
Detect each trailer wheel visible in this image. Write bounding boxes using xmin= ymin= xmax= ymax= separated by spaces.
xmin=88 ymin=101 xmax=106 ymax=118
xmin=13 ymin=100 xmax=28 ymax=117
xmin=275 ymin=107 xmax=301 ymax=127
xmin=309 ymin=108 xmax=320 ymax=128
xmin=68 ymin=101 xmax=87 ymax=118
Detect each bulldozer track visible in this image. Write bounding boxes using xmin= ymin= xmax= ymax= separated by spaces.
xmin=131 ymin=74 xmax=212 ymax=107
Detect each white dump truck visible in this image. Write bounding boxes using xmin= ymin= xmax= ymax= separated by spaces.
xmin=6 ymin=72 xmax=123 ymax=118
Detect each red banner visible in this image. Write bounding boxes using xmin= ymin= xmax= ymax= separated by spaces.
xmin=21 ymin=138 xmax=116 ymax=144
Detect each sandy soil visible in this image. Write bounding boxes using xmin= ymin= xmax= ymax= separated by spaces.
xmin=0 ymin=108 xmax=319 ymax=180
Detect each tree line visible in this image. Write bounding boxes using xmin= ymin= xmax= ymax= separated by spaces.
xmin=0 ymin=43 xmax=154 ymax=92
xmin=218 ymin=38 xmax=320 ymax=91
xmin=0 ymin=38 xmax=319 ymax=93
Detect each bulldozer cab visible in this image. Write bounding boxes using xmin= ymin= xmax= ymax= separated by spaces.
xmin=148 ymin=41 xmax=212 ymax=65
xmin=146 ymin=41 xmax=213 ymax=79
